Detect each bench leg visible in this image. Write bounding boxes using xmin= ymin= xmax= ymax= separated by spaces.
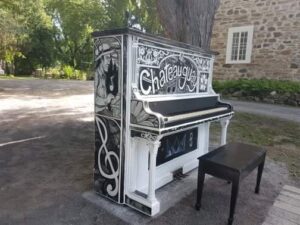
xmin=255 ymin=158 xmax=265 ymax=194
xmin=195 ymin=163 xmax=205 ymax=211
xmin=228 ymin=177 xmax=239 ymax=225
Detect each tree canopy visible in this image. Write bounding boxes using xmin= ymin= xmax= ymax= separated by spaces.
xmin=0 ymin=0 xmax=162 ymax=75
xmin=0 ymin=0 xmax=219 ymax=76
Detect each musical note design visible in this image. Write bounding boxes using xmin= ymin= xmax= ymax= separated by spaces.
xmin=95 ymin=117 xmax=120 ymax=197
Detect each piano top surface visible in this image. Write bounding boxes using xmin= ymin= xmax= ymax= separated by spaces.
xmin=92 ymin=27 xmax=218 ymax=56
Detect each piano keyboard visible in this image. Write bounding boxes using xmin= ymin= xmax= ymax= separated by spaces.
xmin=165 ymin=107 xmax=228 ymax=123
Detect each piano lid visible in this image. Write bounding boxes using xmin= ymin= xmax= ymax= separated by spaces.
xmin=92 ymin=27 xmax=218 ymax=56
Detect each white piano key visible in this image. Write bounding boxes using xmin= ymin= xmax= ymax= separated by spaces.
xmin=165 ymin=107 xmax=228 ymax=123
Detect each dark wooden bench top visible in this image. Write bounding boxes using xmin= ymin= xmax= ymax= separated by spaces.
xmin=199 ymin=142 xmax=266 ymax=173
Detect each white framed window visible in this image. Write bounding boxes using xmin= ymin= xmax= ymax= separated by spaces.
xmin=226 ymin=25 xmax=254 ymax=64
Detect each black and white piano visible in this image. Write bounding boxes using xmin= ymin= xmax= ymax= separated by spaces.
xmin=93 ymin=28 xmax=234 ymax=216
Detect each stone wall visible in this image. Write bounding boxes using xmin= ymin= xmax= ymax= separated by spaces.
xmin=211 ymin=0 xmax=300 ymax=81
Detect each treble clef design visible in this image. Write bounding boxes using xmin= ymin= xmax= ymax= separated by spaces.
xmin=96 ymin=117 xmax=120 ymax=197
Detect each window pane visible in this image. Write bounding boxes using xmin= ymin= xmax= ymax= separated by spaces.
xmin=239 ymin=32 xmax=248 ymax=60
xmin=231 ymin=32 xmax=240 ymax=61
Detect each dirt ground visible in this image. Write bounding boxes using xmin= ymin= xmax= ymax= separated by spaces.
xmin=0 ymin=79 xmax=298 ymax=225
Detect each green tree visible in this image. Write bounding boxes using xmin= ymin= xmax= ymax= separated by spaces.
xmin=16 ymin=26 xmax=56 ymax=74
xmin=0 ymin=0 xmax=25 ymax=74
xmin=102 ymin=0 xmax=162 ymax=34
xmin=0 ymin=0 xmax=162 ymax=76
xmin=131 ymin=0 xmax=162 ymax=34
xmin=0 ymin=0 xmax=57 ymax=74
xmin=102 ymin=0 xmax=129 ymax=28
xmin=47 ymin=0 xmax=107 ymax=69
xmin=18 ymin=0 xmax=57 ymax=74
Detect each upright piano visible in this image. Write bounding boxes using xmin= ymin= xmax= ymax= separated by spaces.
xmin=93 ymin=28 xmax=234 ymax=216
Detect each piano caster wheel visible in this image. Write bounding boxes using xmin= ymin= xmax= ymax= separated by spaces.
xmin=195 ymin=203 xmax=201 ymax=211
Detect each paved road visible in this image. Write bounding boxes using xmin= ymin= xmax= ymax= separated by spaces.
xmin=225 ymin=99 xmax=300 ymax=123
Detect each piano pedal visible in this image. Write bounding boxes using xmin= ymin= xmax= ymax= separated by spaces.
xmin=180 ymin=173 xmax=188 ymax=178
xmin=173 ymin=168 xmax=185 ymax=180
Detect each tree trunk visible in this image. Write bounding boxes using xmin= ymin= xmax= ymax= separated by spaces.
xmin=156 ymin=0 xmax=220 ymax=49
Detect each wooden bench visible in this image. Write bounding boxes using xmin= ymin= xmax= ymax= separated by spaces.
xmin=195 ymin=142 xmax=266 ymax=225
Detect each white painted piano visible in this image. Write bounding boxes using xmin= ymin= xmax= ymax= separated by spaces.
xmin=93 ymin=28 xmax=234 ymax=216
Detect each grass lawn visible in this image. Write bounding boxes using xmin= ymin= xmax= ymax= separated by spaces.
xmin=211 ymin=112 xmax=300 ymax=178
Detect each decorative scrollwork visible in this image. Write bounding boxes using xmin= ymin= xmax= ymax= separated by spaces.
xmin=131 ymin=100 xmax=159 ymax=127
xmin=137 ymin=45 xmax=170 ymax=67
xmin=95 ymin=117 xmax=120 ymax=197
xmin=137 ymin=44 xmax=211 ymax=73
xmin=141 ymin=132 xmax=158 ymax=142
xmin=192 ymin=56 xmax=211 ymax=72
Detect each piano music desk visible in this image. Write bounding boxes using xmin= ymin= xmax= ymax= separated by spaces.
xmin=195 ymin=142 xmax=266 ymax=225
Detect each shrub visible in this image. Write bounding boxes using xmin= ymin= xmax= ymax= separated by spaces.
xmin=213 ymin=79 xmax=300 ymax=106
xmin=213 ymin=79 xmax=300 ymax=95
xmin=47 ymin=67 xmax=60 ymax=79
xmin=34 ymin=66 xmax=87 ymax=80
xmin=62 ymin=65 xmax=74 ymax=79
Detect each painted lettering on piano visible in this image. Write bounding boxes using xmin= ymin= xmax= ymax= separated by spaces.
xmin=139 ymin=57 xmax=197 ymax=95
xmin=137 ymin=44 xmax=210 ymax=96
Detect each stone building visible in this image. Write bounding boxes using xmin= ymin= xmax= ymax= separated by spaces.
xmin=211 ymin=0 xmax=300 ymax=81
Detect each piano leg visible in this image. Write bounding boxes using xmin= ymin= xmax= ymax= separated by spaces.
xmin=148 ymin=140 xmax=160 ymax=202
xmin=220 ymin=116 xmax=232 ymax=145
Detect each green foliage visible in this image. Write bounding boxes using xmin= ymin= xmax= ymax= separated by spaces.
xmin=44 ymin=66 xmax=86 ymax=80
xmin=0 ymin=2 xmax=25 ymax=72
xmin=26 ymin=27 xmax=57 ymax=69
xmin=0 ymin=0 xmax=57 ymax=74
xmin=131 ymin=0 xmax=163 ymax=34
xmin=102 ymin=0 xmax=162 ymax=34
xmin=74 ymin=70 xmax=87 ymax=80
xmin=47 ymin=0 xmax=107 ymax=69
xmin=102 ymin=0 xmax=129 ymax=28
xmin=61 ymin=65 xmax=74 ymax=79
xmin=0 ymin=0 xmax=162 ymax=76
xmin=47 ymin=67 xmax=61 ymax=79
xmin=213 ymin=79 xmax=300 ymax=96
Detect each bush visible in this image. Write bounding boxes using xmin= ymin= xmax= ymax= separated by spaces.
xmin=30 ymin=66 xmax=88 ymax=80
xmin=47 ymin=67 xmax=60 ymax=79
xmin=213 ymin=79 xmax=300 ymax=95
xmin=62 ymin=65 xmax=74 ymax=79
xmin=73 ymin=69 xmax=87 ymax=80
xmin=213 ymin=79 xmax=300 ymax=106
